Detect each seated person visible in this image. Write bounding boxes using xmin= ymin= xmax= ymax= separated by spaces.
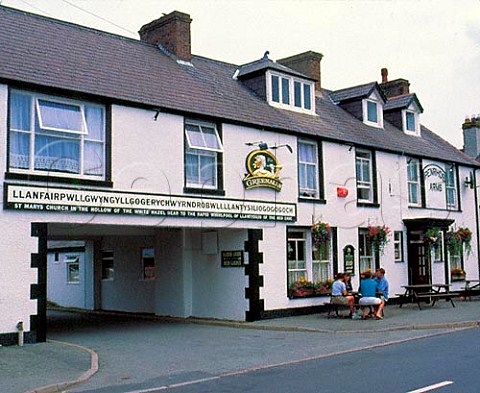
xmin=331 ymin=273 xmax=355 ymax=317
xmin=359 ymin=271 xmax=385 ymax=320
xmin=344 ymin=273 xmax=353 ymax=292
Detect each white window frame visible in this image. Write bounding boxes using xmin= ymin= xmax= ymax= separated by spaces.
xmin=184 ymin=120 xmax=222 ymax=189
xmin=65 ymin=254 xmax=80 ymax=284
xmin=359 ymin=229 xmax=375 ymax=273
xmin=403 ymin=110 xmax=420 ymax=135
xmin=445 ymin=164 xmax=458 ymax=210
xmin=356 ymin=149 xmax=374 ymax=203
xmin=266 ymin=70 xmax=315 ymax=114
xmin=287 ymin=229 xmax=332 ymax=289
xmin=9 ymin=90 xmax=106 ymax=180
xmin=362 ymin=96 xmax=384 ymax=128
xmin=407 ymin=158 xmax=422 ymax=206
xmin=434 ymin=231 xmax=444 ymax=262
xmin=393 ymin=231 xmax=404 ymax=262
xmin=298 ymin=140 xmax=319 ymax=198
xmin=141 ymin=248 xmax=155 ymax=281
xmin=36 ymin=98 xmax=88 ymax=135
xmin=101 ymin=250 xmax=114 ymax=281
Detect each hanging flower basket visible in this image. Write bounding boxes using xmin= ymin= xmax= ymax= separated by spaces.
xmin=423 ymin=227 xmax=442 ymax=251
xmin=445 ymin=227 xmax=472 ymax=256
xmin=311 ymin=221 xmax=332 ymax=245
xmin=367 ymin=225 xmax=391 ymax=254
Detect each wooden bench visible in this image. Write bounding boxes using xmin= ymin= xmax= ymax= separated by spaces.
xmin=461 ymin=280 xmax=480 ymax=300
xmin=414 ymin=292 xmax=455 ymax=309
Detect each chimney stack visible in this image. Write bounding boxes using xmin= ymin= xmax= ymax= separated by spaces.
xmin=381 ymin=68 xmax=388 ymax=83
xmin=462 ymin=115 xmax=480 ymax=160
xmin=139 ymin=11 xmax=192 ymax=62
xmin=277 ymin=51 xmax=323 ymax=93
xmin=379 ymin=68 xmax=410 ymax=98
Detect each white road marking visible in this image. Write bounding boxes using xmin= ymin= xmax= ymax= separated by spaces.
xmin=407 ymin=380 xmax=454 ymax=393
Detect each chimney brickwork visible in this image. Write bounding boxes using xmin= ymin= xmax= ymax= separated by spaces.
xmin=379 ymin=68 xmax=410 ymax=98
xmin=139 ymin=11 xmax=192 ymax=62
xmin=277 ymin=51 xmax=323 ymax=92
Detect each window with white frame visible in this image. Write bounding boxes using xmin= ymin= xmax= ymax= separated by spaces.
xmin=362 ymin=98 xmax=383 ymax=128
xmin=101 ymin=250 xmax=114 ymax=280
xmin=65 ymin=255 xmax=80 ymax=284
xmin=449 ymin=248 xmax=463 ymax=272
xmin=184 ymin=120 xmax=223 ymax=190
xmin=356 ymin=149 xmax=374 ymax=202
xmin=445 ymin=164 xmax=457 ymax=210
xmin=9 ymin=90 xmax=106 ymax=179
xmin=287 ymin=229 xmax=332 ymax=290
xmin=268 ymin=71 xmax=315 ymax=113
xmin=298 ymin=140 xmax=319 ymax=198
xmin=359 ymin=229 xmax=375 ymax=273
xmin=394 ymin=231 xmax=404 ymax=262
xmin=434 ymin=231 xmax=444 ymax=262
xmin=404 ymin=110 xmax=419 ymax=134
xmin=141 ymin=248 xmax=155 ymax=280
xmin=407 ymin=158 xmax=421 ymax=206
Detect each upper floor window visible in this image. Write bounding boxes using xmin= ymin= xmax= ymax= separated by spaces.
xmin=355 ymin=149 xmax=374 ymax=203
xmin=8 ymin=90 xmax=106 ymax=179
xmin=403 ymin=110 xmax=420 ymax=135
xmin=362 ymin=97 xmax=383 ymax=128
xmin=445 ymin=164 xmax=458 ymax=210
xmin=407 ymin=158 xmax=422 ymax=206
xmin=184 ymin=120 xmax=223 ymax=191
xmin=298 ymin=140 xmax=319 ymax=198
xmin=268 ymin=71 xmax=315 ymax=114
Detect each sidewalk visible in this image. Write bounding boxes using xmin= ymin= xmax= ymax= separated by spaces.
xmin=2 ymin=299 xmax=479 ymax=393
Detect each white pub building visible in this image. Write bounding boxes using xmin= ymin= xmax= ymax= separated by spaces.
xmin=0 ymin=6 xmax=479 ymax=345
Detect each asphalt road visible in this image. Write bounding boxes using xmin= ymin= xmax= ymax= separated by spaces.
xmin=93 ymin=327 xmax=478 ymax=393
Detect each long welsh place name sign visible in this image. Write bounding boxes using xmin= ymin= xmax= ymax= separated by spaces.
xmin=5 ymin=184 xmax=297 ymax=222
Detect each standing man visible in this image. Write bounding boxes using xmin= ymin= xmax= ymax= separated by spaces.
xmin=375 ymin=268 xmax=389 ymax=302
xmin=331 ymin=273 xmax=356 ymax=317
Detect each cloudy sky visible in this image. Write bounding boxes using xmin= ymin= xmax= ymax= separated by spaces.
xmin=2 ymin=0 xmax=480 ymax=148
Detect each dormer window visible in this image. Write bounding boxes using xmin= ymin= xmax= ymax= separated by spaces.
xmin=403 ymin=109 xmax=420 ymax=136
xmin=267 ymin=71 xmax=315 ymax=113
xmin=362 ymin=95 xmax=383 ymax=128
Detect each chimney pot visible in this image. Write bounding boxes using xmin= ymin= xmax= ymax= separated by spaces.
xmin=139 ymin=11 xmax=192 ymax=62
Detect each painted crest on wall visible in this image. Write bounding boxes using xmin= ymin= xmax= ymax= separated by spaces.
xmin=242 ymin=149 xmax=283 ymax=191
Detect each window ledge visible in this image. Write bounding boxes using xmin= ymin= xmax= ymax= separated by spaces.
xmin=356 ymin=202 xmax=380 ymax=208
xmin=298 ymin=197 xmax=326 ymax=204
xmin=5 ymin=172 xmax=113 ymax=188
xmin=183 ymin=187 xmax=226 ymax=197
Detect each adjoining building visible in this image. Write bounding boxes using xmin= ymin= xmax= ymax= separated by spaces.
xmin=0 ymin=6 xmax=479 ymax=345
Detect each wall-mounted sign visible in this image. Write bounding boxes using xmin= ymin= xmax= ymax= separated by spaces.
xmin=221 ymin=250 xmax=244 ymax=267
xmin=242 ymin=149 xmax=283 ymax=192
xmin=423 ymin=164 xmax=446 ymax=192
xmin=343 ymin=245 xmax=355 ymax=275
xmin=5 ymin=184 xmax=297 ymax=222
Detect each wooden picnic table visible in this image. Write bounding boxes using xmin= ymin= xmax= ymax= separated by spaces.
xmin=462 ymin=280 xmax=480 ymax=300
xmin=398 ymin=284 xmax=455 ymax=310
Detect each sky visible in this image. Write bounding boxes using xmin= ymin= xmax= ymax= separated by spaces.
xmin=1 ymin=0 xmax=480 ymax=149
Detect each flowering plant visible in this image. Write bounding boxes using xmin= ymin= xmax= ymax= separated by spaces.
xmin=445 ymin=227 xmax=472 ymax=256
xmin=367 ymin=225 xmax=391 ymax=253
xmin=424 ymin=227 xmax=442 ymax=250
xmin=289 ymin=277 xmax=333 ymax=298
xmin=451 ymin=267 xmax=466 ymax=276
xmin=311 ymin=221 xmax=332 ymax=244
xmin=315 ymin=278 xmax=334 ymax=294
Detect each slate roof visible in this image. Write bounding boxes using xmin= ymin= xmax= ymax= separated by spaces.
xmin=384 ymin=93 xmax=424 ymax=113
xmin=0 ymin=6 xmax=477 ymax=167
xmin=329 ymin=82 xmax=386 ymax=104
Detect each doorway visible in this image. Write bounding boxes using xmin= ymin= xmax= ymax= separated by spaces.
xmin=407 ymin=230 xmax=430 ymax=285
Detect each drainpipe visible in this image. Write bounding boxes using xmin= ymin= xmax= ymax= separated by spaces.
xmin=16 ymin=321 xmax=24 ymax=346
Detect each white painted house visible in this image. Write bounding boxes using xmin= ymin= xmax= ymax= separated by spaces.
xmin=0 ymin=6 xmax=479 ymax=345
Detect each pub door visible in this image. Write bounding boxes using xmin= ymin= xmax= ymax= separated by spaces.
xmin=407 ymin=230 xmax=431 ymax=285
